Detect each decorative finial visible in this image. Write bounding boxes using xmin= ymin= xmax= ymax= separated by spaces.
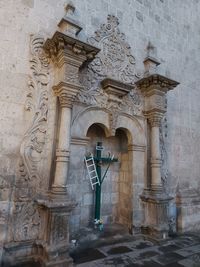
xmin=65 ymin=2 xmax=75 ymax=17
xmin=143 ymin=41 xmax=160 ymax=76
xmin=57 ymin=3 xmax=82 ymax=37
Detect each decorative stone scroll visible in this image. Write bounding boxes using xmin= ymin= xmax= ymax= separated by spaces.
xmin=13 ymin=36 xmax=50 ymax=241
xmin=160 ymin=114 xmax=169 ymax=188
xmin=76 ymin=15 xmax=142 ymax=116
xmin=20 ymin=35 xmax=50 ymax=187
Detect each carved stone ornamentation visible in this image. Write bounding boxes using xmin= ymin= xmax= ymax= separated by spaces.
xmin=20 ymin=35 xmax=50 ymax=187
xmin=13 ymin=35 xmax=50 ymax=241
xmin=160 ymin=115 xmax=169 ymax=188
xmin=77 ymin=15 xmax=142 ymax=116
xmin=12 ymin=202 xmax=41 ymax=241
xmin=109 ymin=110 xmax=119 ymax=136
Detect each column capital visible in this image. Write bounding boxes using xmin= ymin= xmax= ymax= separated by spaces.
xmin=147 ymin=112 xmax=164 ymax=127
xmin=135 ymin=74 xmax=179 ymax=115
xmin=44 ymin=31 xmax=100 ymax=108
xmin=53 ymin=81 xmax=83 ymax=108
xmin=135 ymin=74 xmax=179 ymax=95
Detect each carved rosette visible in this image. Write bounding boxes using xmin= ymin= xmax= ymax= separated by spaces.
xmin=77 ymin=15 xmax=143 ymax=116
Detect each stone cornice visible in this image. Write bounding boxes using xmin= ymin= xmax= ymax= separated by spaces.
xmin=44 ymin=31 xmax=100 ymax=61
xmin=101 ymin=78 xmax=134 ymax=97
xmin=136 ymin=74 xmax=179 ymax=95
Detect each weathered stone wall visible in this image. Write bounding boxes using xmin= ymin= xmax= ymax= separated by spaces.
xmin=0 ymin=0 xmax=200 ymax=262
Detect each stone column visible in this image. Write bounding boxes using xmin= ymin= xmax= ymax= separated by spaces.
xmin=136 ymin=69 xmax=179 ymax=238
xmin=148 ymin=112 xmax=163 ymax=189
xmin=36 ymin=5 xmax=100 ymax=267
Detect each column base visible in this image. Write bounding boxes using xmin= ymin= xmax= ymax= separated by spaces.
xmin=36 ymin=188 xmax=76 ymax=267
xmin=41 ymin=242 xmax=74 ymax=267
xmin=141 ymin=188 xmax=173 ymax=239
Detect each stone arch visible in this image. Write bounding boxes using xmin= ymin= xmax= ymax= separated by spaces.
xmin=71 ymin=107 xmax=110 ymax=138
xmin=70 ymin=107 xmax=146 ymax=232
xmin=115 ymin=113 xmax=146 ymax=147
xmin=114 ymin=113 xmax=146 ymax=232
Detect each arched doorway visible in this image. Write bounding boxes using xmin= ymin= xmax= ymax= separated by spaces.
xmin=70 ymin=107 xmax=146 ymax=234
xmin=86 ymin=124 xmax=131 ymax=230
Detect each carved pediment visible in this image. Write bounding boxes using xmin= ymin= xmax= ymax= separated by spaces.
xmin=76 ymin=15 xmax=143 ymax=116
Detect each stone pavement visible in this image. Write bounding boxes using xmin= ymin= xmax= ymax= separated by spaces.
xmin=70 ymin=232 xmax=200 ymax=267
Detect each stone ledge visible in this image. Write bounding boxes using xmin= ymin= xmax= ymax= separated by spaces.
xmin=101 ymin=78 xmax=134 ymax=97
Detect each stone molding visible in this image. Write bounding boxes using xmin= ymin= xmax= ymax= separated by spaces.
xmin=136 ymin=74 xmax=179 ymax=95
xmin=128 ymin=144 xmax=146 ymax=152
xmin=101 ymin=78 xmax=134 ymax=97
xmin=44 ymin=31 xmax=100 ymax=62
xmin=53 ymin=81 xmax=83 ymax=108
xmin=71 ymin=137 xmax=90 ymax=146
xmin=55 ymin=149 xmax=70 ymax=163
xmin=147 ymin=112 xmax=164 ymax=127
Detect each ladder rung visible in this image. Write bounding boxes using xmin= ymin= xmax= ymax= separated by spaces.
xmin=89 ymin=170 xmax=96 ymax=173
xmin=92 ymin=182 xmax=99 ymax=185
xmin=90 ymin=176 xmax=98 ymax=180
xmin=87 ymin=164 xmax=95 ymax=168
xmin=85 ymin=154 xmax=100 ymax=190
xmin=85 ymin=158 xmax=93 ymax=162
xmin=87 ymin=168 xmax=95 ymax=171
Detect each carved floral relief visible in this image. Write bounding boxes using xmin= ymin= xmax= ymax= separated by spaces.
xmin=13 ymin=35 xmax=50 ymax=241
xmin=20 ymin=35 xmax=50 ymax=187
xmin=76 ymin=15 xmax=143 ymax=116
xmin=160 ymin=114 xmax=168 ymax=188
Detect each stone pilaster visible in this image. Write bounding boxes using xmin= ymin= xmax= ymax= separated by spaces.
xmin=136 ymin=71 xmax=179 ymax=238
xmin=36 ymin=5 xmax=100 ymax=267
xmin=128 ymin=144 xmax=146 ymax=233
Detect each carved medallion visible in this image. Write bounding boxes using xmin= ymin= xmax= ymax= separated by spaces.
xmin=76 ymin=15 xmax=142 ymax=116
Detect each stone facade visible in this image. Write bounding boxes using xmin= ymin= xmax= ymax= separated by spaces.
xmin=0 ymin=0 xmax=200 ymax=266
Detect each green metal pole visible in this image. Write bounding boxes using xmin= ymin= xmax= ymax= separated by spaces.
xmin=95 ymin=142 xmax=102 ymax=221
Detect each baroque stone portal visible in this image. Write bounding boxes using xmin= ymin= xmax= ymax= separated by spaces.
xmin=2 ymin=4 xmax=179 ymax=267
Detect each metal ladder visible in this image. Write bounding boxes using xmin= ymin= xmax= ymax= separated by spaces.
xmin=84 ymin=154 xmax=100 ymax=190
